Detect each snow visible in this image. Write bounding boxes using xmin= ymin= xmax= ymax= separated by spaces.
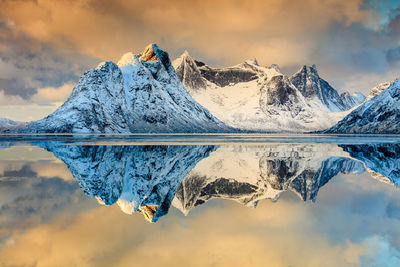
xmin=173 ymin=52 xmax=364 ymax=132
xmin=172 ymin=144 xmax=366 ymax=214
xmin=32 ymin=140 xmax=398 ymax=222
xmin=41 ymin=142 xmax=216 ymax=222
xmin=17 ymin=44 xmax=231 ymax=134
xmin=185 ymin=66 xmax=347 ymax=132
xmin=326 ymin=78 xmax=400 ymax=134
xmin=0 ymin=117 xmax=27 ymax=132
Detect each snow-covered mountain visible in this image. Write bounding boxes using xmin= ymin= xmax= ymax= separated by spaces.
xmin=0 ymin=117 xmax=27 ymax=132
xmin=324 ymin=78 xmax=400 ymax=134
xmin=17 ymin=44 xmax=231 ymax=133
xmin=289 ymin=65 xmax=365 ymax=112
xmin=173 ymin=52 xmax=364 ymax=132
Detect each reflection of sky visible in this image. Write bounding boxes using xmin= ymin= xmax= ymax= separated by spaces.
xmin=0 ymin=147 xmax=399 ymax=266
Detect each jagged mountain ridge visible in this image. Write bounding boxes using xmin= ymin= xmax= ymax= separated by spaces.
xmin=17 ymin=44 xmax=231 ymax=133
xmin=173 ymin=52 xmax=365 ymax=132
xmin=289 ymin=65 xmax=364 ymax=112
xmin=324 ymin=78 xmax=400 ymax=134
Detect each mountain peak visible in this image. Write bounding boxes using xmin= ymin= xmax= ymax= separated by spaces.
xmin=289 ymin=64 xmax=364 ymax=112
xmin=139 ymin=43 xmax=173 ymax=72
xmin=117 ymin=52 xmax=138 ymax=67
xmin=245 ymin=58 xmax=259 ymax=66
xmin=269 ymin=64 xmax=281 ymax=73
xmin=182 ymin=50 xmax=191 ymax=57
xmin=298 ymin=64 xmax=318 ymax=74
xmin=17 ymin=43 xmax=230 ymax=133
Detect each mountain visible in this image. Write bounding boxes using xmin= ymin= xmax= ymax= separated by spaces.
xmin=324 ymin=78 xmax=400 ymax=134
xmin=0 ymin=117 xmax=27 ymax=132
xmin=289 ymin=65 xmax=365 ymax=112
xmin=173 ymin=52 xmax=364 ymax=132
xmin=40 ymin=143 xmax=216 ymax=222
xmin=17 ymin=44 xmax=231 ymax=133
xmin=340 ymin=91 xmax=366 ymax=108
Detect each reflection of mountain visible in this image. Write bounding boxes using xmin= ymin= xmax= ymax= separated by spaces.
xmin=340 ymin=144 xmax=400 ymax=186
xmin=173 ymin=145 xmax=365 ymax=214
xmin=40 ymin=142 xmax=400 ymax=222
xmin=42 ymin=144 xmax=216 ymax=222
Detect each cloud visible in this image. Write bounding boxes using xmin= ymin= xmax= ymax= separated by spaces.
xmin=0 ymin=13 xmax=96 ymax=100
xmin=0 ymin=174 xmax=399 ymax=266
xmin=0 ymin=82 xmax=74 ymax=121
xmin=31 ymin=82 xmax=74 ymax=105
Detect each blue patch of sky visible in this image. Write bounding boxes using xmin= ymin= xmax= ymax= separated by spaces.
xmin=362 ymin=0 xmax=400 ymax=27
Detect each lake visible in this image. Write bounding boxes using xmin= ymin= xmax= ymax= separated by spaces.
xmin=0 ymin=134 xmax=399 ymax=266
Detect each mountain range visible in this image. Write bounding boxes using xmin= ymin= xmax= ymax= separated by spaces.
xmin=173 ymin=52 xmax=365 ymax=132
xmin=2 ymin=43 xmax=400 ymax=133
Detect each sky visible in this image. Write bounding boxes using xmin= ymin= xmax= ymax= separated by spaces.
xmin=0 ymin=0 xmax=400 ymax=121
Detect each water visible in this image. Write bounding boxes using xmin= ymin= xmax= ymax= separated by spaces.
xmin=0 ymin=134 xmax=399 ymax=266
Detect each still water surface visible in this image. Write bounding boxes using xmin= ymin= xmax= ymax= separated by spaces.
xmin=0 ymin=134 xmax=400 ymax=266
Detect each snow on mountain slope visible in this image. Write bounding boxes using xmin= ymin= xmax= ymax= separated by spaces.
xmin=365 ymin=78 xmax=400 ymax=100
xmin=173 ymin=52 xmax=363 ymax=132
xmin=340 ymin=91 xmax=366 ymax=108
xmin=0 ymin=117 xmax=27 ymax=132
xmin=172 ymin=144 xmax=365 ymax=215
xmin=17 ymin=44 xmax=231 ymax=133
xmin=324 ymin=78 xmax=400 ymax=134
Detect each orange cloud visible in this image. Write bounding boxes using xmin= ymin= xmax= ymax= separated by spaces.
xmin=0 ymin=0 xmax=376 ymax=66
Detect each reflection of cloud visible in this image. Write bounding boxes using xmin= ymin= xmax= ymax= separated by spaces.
xmin=0 ymin=171 xmax=400 ymax=266
xmin=0 ymin=161 xmax=97 ymax=250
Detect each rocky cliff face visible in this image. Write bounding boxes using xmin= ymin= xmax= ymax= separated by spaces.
xmin=17 ymin=44 xmax=231 ymax=133
xmin=324 ymin=78 xmax=400 ymax=134
xmin=289 ymin=65 xmax=364 ymax=112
